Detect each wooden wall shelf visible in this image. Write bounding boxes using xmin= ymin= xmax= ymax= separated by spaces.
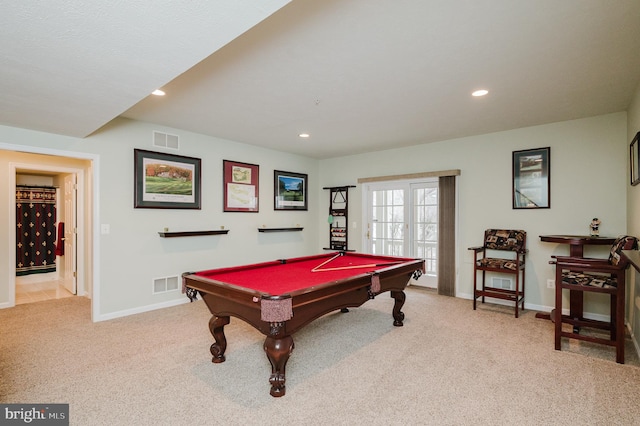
xmin=158 ymin=230 xmax=229 ymax=238
xmin=258 ymin=227 xmax=304 ymax=233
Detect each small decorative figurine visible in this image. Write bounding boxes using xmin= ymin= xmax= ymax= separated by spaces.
xmin=590 ymin=218 xmax=601 ymax=237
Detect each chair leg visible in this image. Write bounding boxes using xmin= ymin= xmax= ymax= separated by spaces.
xmin=472 ymin=269 xmax=477 ymax=311
xmin=554 ymin=284 xmax=562 ymax=351
xmin=514 ymin=273 xmax=519 ymax=318
xmin=615 ymin=287 xmax=625 ymax=364
xmin=481 ymin=271 xmax=486 ymax=303
xmin=610 ymin=293 xmax=617 ymax=342
xmin=521 ymin=267 xmax=525 ymax=312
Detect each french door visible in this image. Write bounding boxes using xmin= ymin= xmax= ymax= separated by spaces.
xmin=363 ymin=179 xmax=438 ymax=288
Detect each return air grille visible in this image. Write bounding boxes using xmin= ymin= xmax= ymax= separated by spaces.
xmin=153 ymin=131 xmax=180 ymax=150
xmin=491 ymin=277 xmax=513 ymax=290
xmin=153 ymin=276 xmax=180 ymax=294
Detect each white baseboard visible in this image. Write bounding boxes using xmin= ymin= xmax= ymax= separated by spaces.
xmin=95 ymin=296 xmax=192 ymax=322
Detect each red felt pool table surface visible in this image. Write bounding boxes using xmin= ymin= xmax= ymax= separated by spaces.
xmin=193 ymin=252 xmax=418 ymax=295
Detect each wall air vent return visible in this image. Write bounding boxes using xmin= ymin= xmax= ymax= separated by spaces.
xmin=153 ymin=276 xmax=180 ymax=294
xmin=153 ymin=131 xmax=180 ymax=150
xmin=492 ymin=277 xmax=513 ymax=290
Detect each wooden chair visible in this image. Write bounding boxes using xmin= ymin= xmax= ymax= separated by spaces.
xmin=469 ymin=229 xmax=527 ymax=317
xmin=551 ymin=235 xmax=638 ymax=363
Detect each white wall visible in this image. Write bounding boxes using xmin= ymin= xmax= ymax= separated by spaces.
xmin=318 ymin=113 xmax=628 ymax=316
xmin=0 ymin=118 xmax=320 ymax=320
xmin=626 ymin=81 xmax=640 ymax=347
xmin=0 ymin=112 xmax=629 ymax=322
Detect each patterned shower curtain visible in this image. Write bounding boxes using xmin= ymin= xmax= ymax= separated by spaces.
xmin=16 ymin=186 xmax=57 ymax=276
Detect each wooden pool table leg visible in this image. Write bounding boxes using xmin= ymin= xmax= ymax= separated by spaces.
xmin=391 ymin=290 xmax=406 ymax=326
xmin=264 ymin=334 xmax=294 ymax=397
xmin=209 ymin=315 xmax=230 ymax=363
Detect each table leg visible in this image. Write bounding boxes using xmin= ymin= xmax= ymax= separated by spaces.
xmin=264 ymin=334 xmax=294 ymax=397
xmin=391 ymin=290 xmax=406 ymax=326
xmin=536 ymin=243 xmax=586 ymax=325
xmin=209 ymin=315 xmax=229 ymax=363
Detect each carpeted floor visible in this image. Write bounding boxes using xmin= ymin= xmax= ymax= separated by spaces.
xmin=1 ymin=288 xmax=640 ymax=425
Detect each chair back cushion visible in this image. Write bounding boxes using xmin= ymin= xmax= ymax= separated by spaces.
xmin=484 ymin=229 xmax=526 ymax=252
xmin=609 ymin=235 xmax=639 ymax=266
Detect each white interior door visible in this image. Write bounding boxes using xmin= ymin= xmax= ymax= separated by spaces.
xmin=364 ymin=179 xmax=437 ymax=288
xmin=63 ymin=174 xmax=77 ymax=294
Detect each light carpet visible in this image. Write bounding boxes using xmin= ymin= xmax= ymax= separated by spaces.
xmin=1 ymin=288 xmax=640 ymax=425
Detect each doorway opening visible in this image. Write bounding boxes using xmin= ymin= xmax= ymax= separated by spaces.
xmin=14 ymin=171 xmax=79 ymax=305
xmin=1 ymin=145 xmax=96 ymax=320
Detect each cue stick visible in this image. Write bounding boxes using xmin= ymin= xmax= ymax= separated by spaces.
xmin=311 ymin=261 xmax=404 ymax=272
xmin=311 ymin=252 xmax=343 ymax=272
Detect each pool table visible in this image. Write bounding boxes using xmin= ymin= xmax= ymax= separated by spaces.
xmin=182 ymin=252 xmax=424 ymax=397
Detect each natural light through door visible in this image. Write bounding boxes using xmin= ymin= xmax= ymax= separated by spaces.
xmin=364 ymin=180 xmax=437 ymax=288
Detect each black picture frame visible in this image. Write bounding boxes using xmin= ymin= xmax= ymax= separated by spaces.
xmin=134 ymin=149 xmax=201 ymax=209
xmin=512 ymin=147 xmax=550 ymax=209
xmin=630 ymin=132 xmax=640 ymax=186
xmin=223 ymin=160 xmax=259 ymax=212
xmin=274 ymin=170 xmax=308 ymax=211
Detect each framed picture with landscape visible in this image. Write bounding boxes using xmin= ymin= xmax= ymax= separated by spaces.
xmin=134 ymin=149 xmax=201 ymax=209
xmin=274 ymin=170 xmax=308 ymax=210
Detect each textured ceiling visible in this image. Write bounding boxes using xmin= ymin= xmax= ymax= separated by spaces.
xmin=3 ymin=1 xmax=640 ymax=159
xmin=0 ymin=0 xmax=291 ymax=136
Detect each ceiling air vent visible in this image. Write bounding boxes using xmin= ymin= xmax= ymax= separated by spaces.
xmin=153 ymin=131 xmax=180 ymax=150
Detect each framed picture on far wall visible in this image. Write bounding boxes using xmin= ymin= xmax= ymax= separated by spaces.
xmin=274 ymin=170 xmax=308 ymax=210
xmin=134 ymin=149 xmax=201 ymax=209
xmin=223 ymin=160 xmax=259 ymax=212
xmin=512 ymin=147 xmax=550 ymax=209
xmin=630 ymin=131 xmax=640 ymax=186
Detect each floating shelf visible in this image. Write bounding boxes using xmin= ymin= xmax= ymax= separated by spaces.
xmin=258 ymin=227 xmax=304 ymax=233
xmin=158 ymin=230 xmax=229 ymax=238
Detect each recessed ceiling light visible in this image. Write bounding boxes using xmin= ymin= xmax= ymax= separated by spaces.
xmin=472 ymin=89 xmax=488 ymax=97
xmin=152 ymin=89 xmax=165 ymax=96
xmin=299 ymin=133 xmax=310 ymax=138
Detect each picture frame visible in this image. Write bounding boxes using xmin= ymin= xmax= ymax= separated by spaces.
xmin=512 ymin=147 xmax=550 ymax=209
xmin=274 ymin=170 xmax=308 ymax=211
xmin=223 ymin=160 xmax=259 ymax=212
xmin=134 ymin=149 xmax=201 ymax=209
xmin=630 ymin=132 xmax=640 ymax=186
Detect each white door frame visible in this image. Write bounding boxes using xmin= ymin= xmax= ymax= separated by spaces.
xmin=10 ymin=164 xmax=84 ymax=299
xmin=1 ymin=142 xmax=100 ymax=321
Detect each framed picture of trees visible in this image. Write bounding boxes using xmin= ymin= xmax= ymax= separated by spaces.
xmin=274 ymin=170 xmax=308 ymax=211
xmin=134 ymin=149 xmax=201 ymax=209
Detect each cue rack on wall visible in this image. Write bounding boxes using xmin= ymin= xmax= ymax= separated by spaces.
xmin=323 ymin=185 xmax=356 ymax=251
